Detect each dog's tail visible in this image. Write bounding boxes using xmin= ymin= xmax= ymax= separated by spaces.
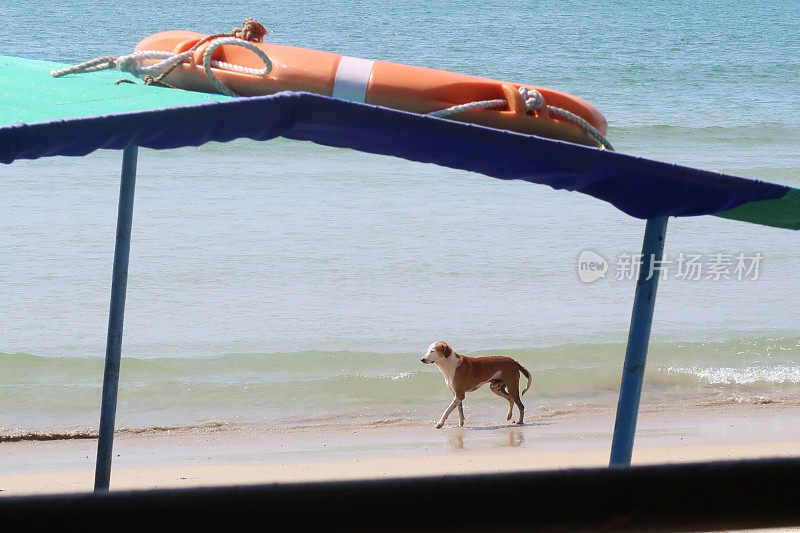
xmin=516 ymin=362 xmax=532 ymax=395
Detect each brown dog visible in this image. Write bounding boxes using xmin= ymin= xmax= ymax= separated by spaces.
xmin=421 ymin=341 xmax=532 ymax=428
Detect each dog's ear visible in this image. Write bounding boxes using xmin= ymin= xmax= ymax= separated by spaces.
xmin=440 ymin=343 xmax=452 ymax=358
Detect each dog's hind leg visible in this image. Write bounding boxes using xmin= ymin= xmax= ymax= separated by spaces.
xmin=505 ymin=375 xmax=525 ymax=425
xmin=458 ymin=402 xmax=465 ymax=426
xmin=490 ymin=380 xmax=515 ymax=421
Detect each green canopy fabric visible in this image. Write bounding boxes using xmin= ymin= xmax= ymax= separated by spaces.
xmin=0 ymin=56 xmax=229 ymax=125
xmin=715 ymin=188 xmax=800 ymax=230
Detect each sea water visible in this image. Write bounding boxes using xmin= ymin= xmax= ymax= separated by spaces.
xmin=2 ymin=0 xmax=800 ymax=440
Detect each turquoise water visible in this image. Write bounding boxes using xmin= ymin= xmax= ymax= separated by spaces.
xmin=2 ymin=0 xmax=800 ymax=437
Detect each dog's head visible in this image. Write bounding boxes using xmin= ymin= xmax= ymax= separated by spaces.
xmin=421 ymin=341 xmax=453 ymax=364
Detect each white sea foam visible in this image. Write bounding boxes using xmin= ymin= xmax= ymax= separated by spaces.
xmin=664 ymin=365 xmax=800 ymax=385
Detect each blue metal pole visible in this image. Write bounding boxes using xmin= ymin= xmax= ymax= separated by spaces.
xmin=609 ymin=216 xmax=668 ymax=467
xmin=94 ymin=145 xmax=138 ymax=491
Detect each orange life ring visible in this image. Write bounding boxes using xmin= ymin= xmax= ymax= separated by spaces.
xmin=134 ymin=31 xmax=608 ymax=147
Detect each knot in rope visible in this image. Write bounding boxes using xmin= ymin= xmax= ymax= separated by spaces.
xmin=518 ymin=87 xmax=544 ymax=112
xmin=428 ymin=85 xmax=613 ymax=150
xmin=428 ymin=86 xmax=543 ymax=118
xmin=113 ymin=50 xmax=189 ymax=77
xmin=232 ymin=18 xmax=268 ymax=43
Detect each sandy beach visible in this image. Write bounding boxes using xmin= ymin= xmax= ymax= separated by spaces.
xmin=4 ymin=441 xmax=800 ymax=497
xmin=3 ymin=402 xmax=799 ymax=497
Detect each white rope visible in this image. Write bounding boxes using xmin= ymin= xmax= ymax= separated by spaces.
xmin=50 ymin=50 xmax=185 ymax=78
xmin=117 ymin=50 xmax=191 ymax=76
xmin=429 ymin=86 xmax=613 ymax=150
xmin=201 ymin=37 xmax=272 ymax=97
xmin=50 ymin=38 xmax=272 ymax=97
xmin=428 ymin=98 xmax=508 ymax=118
xmin=546 ymin=106 xmax=613 ymax=151
xmin=50 ymin=56 xmax=118 ymax=77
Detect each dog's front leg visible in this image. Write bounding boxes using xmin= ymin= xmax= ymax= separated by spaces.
xmin=436 ymin=397 xmax=461 ymax=429
xmin=458 ymin=403 xmax=465 ymax=426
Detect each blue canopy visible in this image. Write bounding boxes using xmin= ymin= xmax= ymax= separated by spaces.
xmin=2 ymin=89 xmax=798 ymax=229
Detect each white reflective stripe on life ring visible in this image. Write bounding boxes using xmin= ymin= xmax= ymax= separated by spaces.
xmin=332 ymin=56 xmax=374 ymax=103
